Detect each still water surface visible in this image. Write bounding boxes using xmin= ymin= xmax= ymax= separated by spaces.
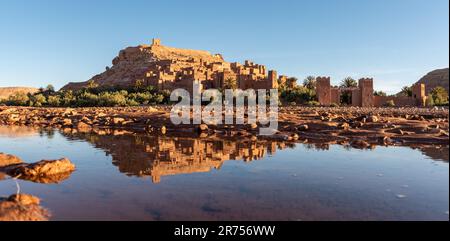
xmin=0 ymin=126 xmax=448 ymax=221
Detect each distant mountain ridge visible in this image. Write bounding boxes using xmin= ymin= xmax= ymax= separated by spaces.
xmin=0 ymin=87 xmax=39 ymax=100
xmin=416 ymin=68 xmax=449 ymax=94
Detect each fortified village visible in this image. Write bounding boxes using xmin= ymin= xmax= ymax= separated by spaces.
xmin=63 ymin=38 xmax=430 ymax=107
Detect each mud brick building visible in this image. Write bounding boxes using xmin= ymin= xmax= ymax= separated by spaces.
xmin=316 ymin=77 xmax=427 ymax=107
xmin=63 ymin=39 xmax=282 ymax=93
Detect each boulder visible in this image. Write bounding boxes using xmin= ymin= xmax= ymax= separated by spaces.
xmin=6 ymin=158 xmax=75 ymax=181
xmin=198 ymin=124 xmax=209 ymax=132
xmin=297 ymin=125 xmax=309 ymax=131
xmin=351 ymin=140 xmax=370 ymax=149
xmin=76 ymin=121 xmax=92 ymax=131
xmin=113 ymin=117 xmax=125 ymax=125
xmin=0 ymin=194 xmax=49 ymax=221
xmin=0 ymin=153 xmax=23 ymax=168
xmin=367 ymin=115 xmax=379 ymax=123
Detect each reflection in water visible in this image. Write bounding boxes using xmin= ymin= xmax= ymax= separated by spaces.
xmin=4 ymin=127 xmax=449 ymax=184
xmin=63 ymin=131 xmax=296 ymax=183
xmin=0 ymin=125 xmax=40 ymax=138
xmin=0 ymin=126 xmax=448 ymax=221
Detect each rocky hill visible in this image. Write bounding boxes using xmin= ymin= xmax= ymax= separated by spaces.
xmin=62 ymin=38 xmax=280 ymax=92
xmin=416 ymin=68 xmax=449 ymax=94
xmin=0 ymin=87 xmax=39 ymax=100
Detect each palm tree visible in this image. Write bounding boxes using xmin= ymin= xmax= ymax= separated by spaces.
xmin=223 ymin=77 xmax=238 ymax=90
xmin=303 ymin=76 xmax=316 ymax=90
xmin=400 ymin=86 xmax=412 ymax=97
xmin=374 ymin=90 xmax=387 ymax=96
xmin=340 ymin=77 xmax=358 ymax=88
xmin=46 ymin=84 xmax=55 ymax=93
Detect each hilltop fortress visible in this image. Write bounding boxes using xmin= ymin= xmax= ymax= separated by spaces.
xmin=62 ymin=39 xmax=286 ymax=93
xmin=61 ymin=38 xmax=441 ymax=108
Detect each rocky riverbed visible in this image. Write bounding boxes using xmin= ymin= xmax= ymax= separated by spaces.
xmin=0 ymin=105 xmax=448 ymax=149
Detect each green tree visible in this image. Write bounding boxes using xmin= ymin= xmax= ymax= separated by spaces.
xmin=340 ymin=77 xmax=358 ymax=88
xmin=47 ymin=95 xmax=61 ymax=106
xmin=303 ymin=76 xmax=316 ymax=90
xmin=430 ymin=86 xmax=449 ymax=105
xmin=7 ymin=92 xmax=30 ymax=106
xmin=134 ymin=79 xmax=145 ymax=92
xmin=400 ymin=86 xmax=412 ymax=97
xmin=374 ymin=90 xmax=387 ymax=96
xmin=61 ymin=91 xmax=75 ymax=106
xmin=46 ymin=84 xmax=55 ymax=93
xmin=339 ymin=77 xmax=357 ymax=105
xmin=426 ymin=94 xmax=435 ymax=107
xmin=31 ymin=94 xmax=47 ymax=107
xmin=223 ymin=77 xmax=238 ymax=90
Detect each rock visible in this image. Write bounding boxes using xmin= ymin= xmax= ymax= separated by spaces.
xmin=440 ymin=131 xmax=449 ymax=137
xmin=7 ymin=114 xmax=20 ymax=123
xmin=76 ymin=121 xmax=91 ymax=131
xmin=198 ymin=124 xmax=209 ymax=132
xmin=96 ymin=112 xmax=107 ymax=118
xmin=367 ymin=115 xmax=379 ymax=123
xmin=8 ymin=194 xmax=40 ymax=206
xmin=0 ymin=194 xmax=49 ymax=221
xmin=351 ymin=140 xmax=370 ymax=149
xmin=339 ymin=122 xmax=350 ymax=129
xmin=381 ymin=136 xmax=393 ymax=145
xmin=269 ymin=134 xmax=290 ymax=141
xmin=297 ymin=125 xmax=309 ymax=131
xmin=160 ymin=126 xmax=167 ymax=135
xmin=6 ymin=158 xmax=75 ymax=180
xmin=112 ymin=117 xmax=125 ymax=125
xmin=145 ymin=125 xmax=155 ymax=133
xmin=352 ymin=121 xmax=364 ymax=128
xmin=62 ymin=118 xmax=72 ymax=126
xmin=0 ymin=153 xmax=23 ymax=168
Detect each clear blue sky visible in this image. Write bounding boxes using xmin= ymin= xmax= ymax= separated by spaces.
xmin=0 ymin=0 xmax=448 ymax=94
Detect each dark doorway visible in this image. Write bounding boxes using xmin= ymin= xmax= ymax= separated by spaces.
xmin=340 ymin=90 xmax=352 ymax=106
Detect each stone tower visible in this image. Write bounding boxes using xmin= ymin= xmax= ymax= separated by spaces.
xmin=268 ymin=70 xmax=278 ymax=89
xmin=358 ymin=78 xmax=374 ymax=107
xmin=152 ymin=38 xmax=161 ymax=46
xmin=316 ymin=77 xmax=332 ymax=106
xmin=412 ymin=83 xmax=426 ymax=107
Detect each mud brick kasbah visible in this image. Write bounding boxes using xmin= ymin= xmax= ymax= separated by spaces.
xmin=63 ymin=38 xmax=428 ymax=107
xmin=63 ymin=38 xmax=281 ymax=94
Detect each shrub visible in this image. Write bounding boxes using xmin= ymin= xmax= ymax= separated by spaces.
xmin=47 ymin=95 xmax=61 ymax=106
xmin=330 ymin=102 xmax=340 ymax=107
xmin=430 ymin=87 xmax=449 ymax=106
xmin=98 ymin=92 xmax=127 ymax=106
xmin=77 ymin=92 xmax=100 ymax=107
xmin=153 ymin=94 xmax=165 ymax=104
xmin=426 ymin=94 xmax=435 ymax=107
xmin=61 ymin=91 xmax=75 ymax=107
xmin=306 ymin=101 xmax=320 ymax=106
xmin=31 ymin=94 xmax=47 ymax=107
xmin=7 ymin=92 xmax=30 ymax=106
xmin=280 ymin=86 xmax=316 ymax=104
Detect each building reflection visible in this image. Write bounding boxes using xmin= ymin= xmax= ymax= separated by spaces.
xmin=62 ymin=132 xmax=295 ymax=183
